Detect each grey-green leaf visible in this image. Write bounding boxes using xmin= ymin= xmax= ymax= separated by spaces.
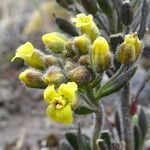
xmin=56 ymin=17 xmax=79 ymax=36
xmin=100 ymin=130 xmax=111 ymax=150
xmin=96 ymin=66 xmax=137 ymax=99
xmin=74 ymin=106 xmax=95 ymax=115
xmin=65 ymin=132 xmax=79 ymax=150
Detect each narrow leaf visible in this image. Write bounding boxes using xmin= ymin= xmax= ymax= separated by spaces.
xmin=138 ymin=109 xmax=147 ymax=141
xmin=133 ymin=125 xmax=141 ymax=150
xmin=100 ymin=130 xmax=111 ymax=150
xmin=74 ymin=106 xmax=95 ymax=115
xmin=96 ymin=66 xmax=137 ymax=99
xmin=115 ymin=111 xmax=121 ymax=140
xmin=56 ymin=17 xmax=79 ymax=36
xmin=65 ymin=132 xmax=79 ymax=150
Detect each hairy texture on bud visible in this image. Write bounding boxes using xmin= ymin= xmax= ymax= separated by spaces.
xmin=43 ymin=55 xmax=60 ymax=68
xmin=74 ymin=35 xmax=91 ymax=55
xmin=19 ymin=69 xmax=47 ymax=89
xmin=42 ymin=32 xmax=68 ymax=53
xmin=68 ymin=67 xmax=92 ymax=85
xmin=92 ymin=37 xmax=112 ymax=71
xmin=116 ymin=33 xmax=142 ymax=64
xmin=64 ymin=60 xmax=77 ymax=71
xmin=43 ymin=66 xmax=64 ymax=85
xmin=78 ymin=55 xmax=90 ymax=65
xmin=64 ymin=41 xmax=76 ymax=58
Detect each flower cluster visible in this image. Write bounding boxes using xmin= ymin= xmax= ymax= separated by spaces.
xmin=12 ymin=13 xmax=142 ymax=124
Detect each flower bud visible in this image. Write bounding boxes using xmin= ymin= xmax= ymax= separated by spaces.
xmin=121 ymin=0 xmax=133 ymax=26
xmin=74 ymin=35 xmax=91 ymax=55
xmin=12 ymin=42 xmax=45 ymax=70
xmin=71 ymin=14 xmax=100 ymax=42
xmin=19 ymin=69 xmax=47 ymax=89
xmin=64 ymin=60 xmax=77 ymax=71
xmin=78 ymin=55 xmax=90 ymax=65
xmin=68 ymin=67 xmax=92 ymax=85
xmin=116 ymin=33 xmax=142 ymax=64
xmin=92 ymin=37 xmax=111 ymax=71
xmin=42 ymin=32 xmax=68 ymax=53
xmin=42 ymin=55 xmax=60 ymax=68
xmin=43 ymin=66 xmax=64 ymax=85
xmin=64 ymin=41 xmax=76 ymax=58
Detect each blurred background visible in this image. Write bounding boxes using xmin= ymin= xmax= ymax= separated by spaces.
xmin=0 ymin=0 xmax=149 ymax=149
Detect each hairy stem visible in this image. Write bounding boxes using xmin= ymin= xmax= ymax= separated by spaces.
xmin=92 ymin=104 xmax=103 ymax=150
xmin=120 ymin=82 xmax=134 ymax=150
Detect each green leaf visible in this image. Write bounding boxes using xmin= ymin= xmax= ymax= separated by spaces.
xmin=65 ymin=132 xmax=79 ymax=150
xmin=77 ymin=124 xmax=91 ymax=150
xmin=97 ymin=0 xmax=112 ymax=16
xmin=100 ymin=130 xmax=111 ymax=150
xmin=96 ymin=66 xmax=137 ymax=99
xmin=97 ymin=139 xmax=109 ymax=150
xmin=138 ymin=109 xmax=147 ymax=141
xmin=133 ymin=125 xmax=141 ymax=150
xmin=74 ymin=106 xmax=95 ymax=115
xmin=115 ymin=111 xmax=121 ymax=140
xmin=56 ymin=17 xmax=79 ymax=36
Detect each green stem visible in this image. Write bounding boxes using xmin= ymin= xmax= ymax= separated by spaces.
xmin=120 ymin=82 xmax=134 ymax=150
xmin=92 ymin=105 xmax=103 ymax=150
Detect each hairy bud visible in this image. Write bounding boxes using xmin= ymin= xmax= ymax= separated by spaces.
xmin=43 ymin=66 xmax=64 ymax=85
xmin=74 ymin=35 xmax=91 ymax=55
xmin=92 ymin=37 xmax=112 ymax=71
xmin=116 ymin=33 xmax=142 ymax=64
xmin=68 ymin=67 xmax=92 ymax=85
xmin=19 ymin=69 xmax=47 ymax=89
xmin=42 ymin=32 xmax=68 ymax=53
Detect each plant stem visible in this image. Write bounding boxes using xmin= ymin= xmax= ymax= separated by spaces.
xmin=92 ymin=104 xmax=103 ymax=150
xmin=120 ymin=82 xmax=134 ymax=150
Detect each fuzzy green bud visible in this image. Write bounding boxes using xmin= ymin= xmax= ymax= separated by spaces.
xmin=68 ymin=67 xmax=92 ymax=85
xmin=78 ymin=55 xmax=90 ymax=65
xmin=19 ymin=69 xmax=47 ymax=89
xmin=74 ymin=35 xmax=91 ymax=55
xmin=43 ymin=66 xmax=64 ymax=85
xmin=42 ymin=32 xmax=68 ymax=53
xmin=116 ymin=33 xmax=142 ymax=64
xmin=12 ymin=42 xmax=45 ymax=70
xmin=42 ymin=55 xmax=60 ymax=68
xmin=71 ymin=14 xmax=100 ymax=42
xmin=64 ymin=60 xmax=77 ymax=71
xmin=92 ymin=37 xmax=112 ymax=71
xmin=64 ymin=41 xmax=76 ymax=57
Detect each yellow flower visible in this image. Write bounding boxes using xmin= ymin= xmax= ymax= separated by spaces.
xmin=92 ymin=36 xmax=111 ymax=71
xmin=44 ymin=82 xmax=78 ymax=124
xmin=116 ymin=33 xmax=142 ymax=64
xmin=71 ymin=14 xmax=100 ymax=42
xmin=42 ymin=32 xmax=68 ymax=53
xmin=12 ymin=42 xmax=45 ymax=70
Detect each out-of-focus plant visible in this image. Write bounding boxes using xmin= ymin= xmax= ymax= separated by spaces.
xmin=12 ymin=0 xmax=150 ymax=149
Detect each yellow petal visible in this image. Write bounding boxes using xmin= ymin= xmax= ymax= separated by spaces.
xmin=44 ymin=85 xmax=58 ymax=103
xmin=58 ymin=82 xmax=78 ymax=100
xmin=46 ymin=103 xmax=73 ymax=124
xmin=12 ymin=42 xmax=34 ymax=62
